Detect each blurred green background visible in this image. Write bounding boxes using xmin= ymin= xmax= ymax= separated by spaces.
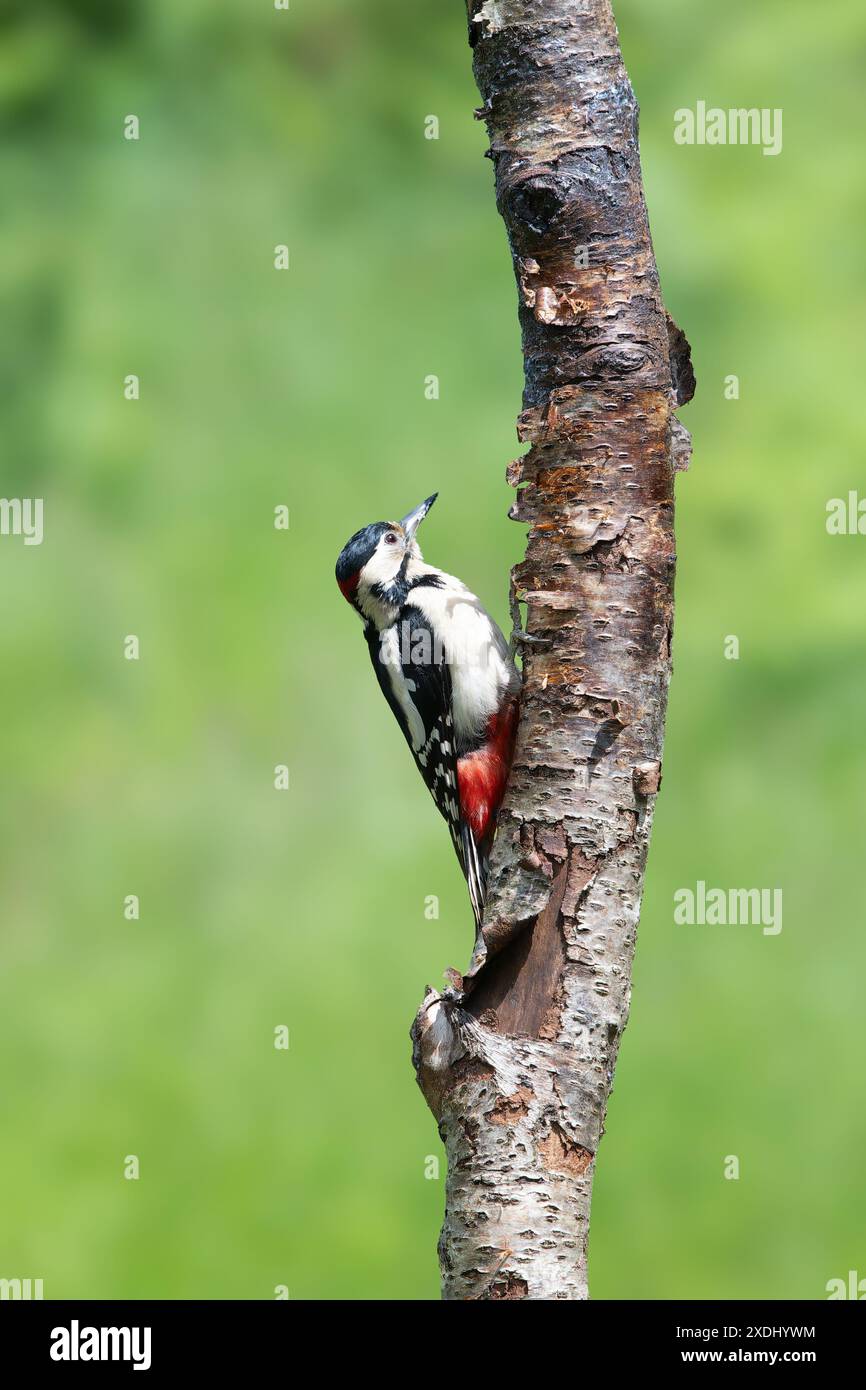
xmin=0 ymin=0 xmax=864 ymax=1300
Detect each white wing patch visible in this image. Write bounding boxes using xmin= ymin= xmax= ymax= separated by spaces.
xmin=379 ymin=626 xmax=426 ymax=751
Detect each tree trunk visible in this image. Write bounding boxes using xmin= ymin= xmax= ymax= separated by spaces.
xmin=411 ymin=0 xmax=693 ymax=1301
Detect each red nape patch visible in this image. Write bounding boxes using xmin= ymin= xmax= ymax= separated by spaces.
xmin=457 ymin=699 xmax=519 ymax=843
xmin=338 ymin=571 xmax=360 ymax=602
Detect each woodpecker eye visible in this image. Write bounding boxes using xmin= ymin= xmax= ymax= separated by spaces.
xmin=384 ymin=532 xmax=398 ymax=545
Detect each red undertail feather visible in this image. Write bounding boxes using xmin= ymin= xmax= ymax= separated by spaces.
xmin=456 ymin=696 xmax=519 ymax=845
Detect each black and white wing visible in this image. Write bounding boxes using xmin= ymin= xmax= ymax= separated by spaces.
xmin=365 ymin=608 xmax=485 ymax=925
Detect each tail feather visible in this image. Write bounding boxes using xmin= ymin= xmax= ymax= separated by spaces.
xmin=460 ymin=822 xmax=487 ymax=929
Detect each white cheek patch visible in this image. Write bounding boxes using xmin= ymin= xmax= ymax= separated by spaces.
xmin=357 ymin=536 xmax=408 ymax=626
xmin=361 ymin=536 xmax=404 ymax=590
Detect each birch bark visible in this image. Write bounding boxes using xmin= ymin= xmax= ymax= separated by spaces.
xmin=412 ymin=0 xmax=694 ymax=1301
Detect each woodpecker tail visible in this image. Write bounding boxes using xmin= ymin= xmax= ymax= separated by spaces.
xmin=460 ymin=821 xmax=488 ymax=929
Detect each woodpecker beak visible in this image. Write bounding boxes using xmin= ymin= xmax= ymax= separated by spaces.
xmin=400 ymin=493 xmax=437 ymax=541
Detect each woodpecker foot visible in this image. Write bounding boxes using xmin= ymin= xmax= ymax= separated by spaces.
xmin=439 ymin=987 xmax=465 ymax=1009
xmin=440 ymin=966 xmax=465 ymax=1008
xmin=510 ymin=629 xmax=550 ymax=649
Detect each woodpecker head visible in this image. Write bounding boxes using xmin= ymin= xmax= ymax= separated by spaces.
xmin=336 ymin=494 xmax=437 ymax=624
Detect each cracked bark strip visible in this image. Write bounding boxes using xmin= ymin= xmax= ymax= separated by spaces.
xmin=411 ymin=0 xmax=693 ymax=1300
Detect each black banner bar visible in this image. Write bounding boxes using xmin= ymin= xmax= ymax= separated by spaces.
xmin=0 ymin=1299 xmax=860 ymax=1373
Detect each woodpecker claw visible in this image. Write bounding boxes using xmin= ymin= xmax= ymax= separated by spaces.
xmin=439 ymin=985 xmax=466 ymax=1008
xmin=439 ymin=967 xmax=466 ymax=1008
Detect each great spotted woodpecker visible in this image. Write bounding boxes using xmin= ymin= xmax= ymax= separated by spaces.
xmin=336 ymin=494 xmax=520 ymax=926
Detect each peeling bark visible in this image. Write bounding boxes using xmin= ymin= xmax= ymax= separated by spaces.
xmin=411 ymin=0 xmax=693 ymax=1300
